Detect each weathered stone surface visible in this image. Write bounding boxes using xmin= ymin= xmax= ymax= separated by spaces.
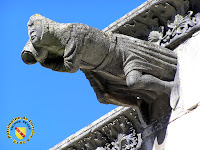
xmin=20 ymin=0 xmax=200 ymax=150
xmin=21 ymin=14 xmax=177 ymax=110
xmin=21 ymin=0 xmax=200 ymax=111
xmin=104 ymin=0 xmax=200 ymax=49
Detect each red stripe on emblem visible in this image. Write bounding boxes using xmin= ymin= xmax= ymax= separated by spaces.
xmin=15 ymin=127 xmax=25 ymax=138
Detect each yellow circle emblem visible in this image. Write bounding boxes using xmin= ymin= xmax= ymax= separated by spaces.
xmin=6 ymin=116 xmax=35 ymax=144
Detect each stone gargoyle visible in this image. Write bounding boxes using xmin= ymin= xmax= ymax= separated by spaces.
xmin=21 ymin=14 xmax=178 ymax=109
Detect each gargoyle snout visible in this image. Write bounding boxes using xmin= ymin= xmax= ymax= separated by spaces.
xmin=21 ymin=50 xmax=37 ymax=65
xmin=21 ymin=41 xmax=38 ymax=65
xmin=21 ymin=40 xmax=48 ymax=65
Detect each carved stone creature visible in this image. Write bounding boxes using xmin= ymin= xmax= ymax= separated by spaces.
xmin=21 ymin=14 xmax=177 ymax=108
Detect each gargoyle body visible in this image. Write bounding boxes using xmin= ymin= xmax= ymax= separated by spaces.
xmin=21 ymin=14 xmax=177 ymax=108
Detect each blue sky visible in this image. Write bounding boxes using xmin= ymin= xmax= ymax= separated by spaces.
xmin=1 ymin=0 xmax=146 ymax=149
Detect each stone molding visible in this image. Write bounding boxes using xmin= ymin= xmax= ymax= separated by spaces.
xmin=148 ymin=11 xmax=200 ymax=48
xmin=50 ymin=107 xmax=143 ymax=150
xmin=104 ymin=0 xmax=200 ymax=49
xmin=50 ymin=104 xmax=172 ymax=150
xmin=76 ymin=116 xmax=142 ymax=150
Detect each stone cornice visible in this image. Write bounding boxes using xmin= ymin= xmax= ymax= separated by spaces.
xmin=104 ymin=0 xmax=200 ymax=49
xmin=50 ymin=107 xmax=144 ymax=150
xmin=50 ymin=105 xmax=171 ymax=150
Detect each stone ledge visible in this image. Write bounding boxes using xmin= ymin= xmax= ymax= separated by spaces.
xmin=104 ymin=0 xmax=200 ymax=49
xmin=49 ymin=107 xmax=143 ymax=150
xmin=103 ymin=0 xmax=161 ymax=33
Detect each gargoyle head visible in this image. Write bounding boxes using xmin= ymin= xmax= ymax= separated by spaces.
xmin=27 ymin=14 xmax=56 ymax=46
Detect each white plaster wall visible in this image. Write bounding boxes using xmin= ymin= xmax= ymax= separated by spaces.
xmin=166 ymin=104 xmax=200 ymax=150
xmin=165 ymin=31 xmax=200 ymax=150
xmin=176 ymin=31 xmax=200 ymax=109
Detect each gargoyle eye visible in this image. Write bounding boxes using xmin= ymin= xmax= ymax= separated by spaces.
xmin=28 ymin=21 xmax=34 ymax=27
